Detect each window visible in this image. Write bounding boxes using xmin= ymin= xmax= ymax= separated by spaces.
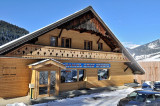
xmin=61 ymin=69 xmax=77 ymax=83
xmin=98 ymin=69 xmax=109 ymax=80
xmin=61 ymin=69 xmax=85 ymax=83
xmin=50 ymin=36 xmax=58 ymax=46
xmin=98 ymin=43 xmax=103 ymax=50
xmin=128 ymin=91 xmax=138 ymax=100
xmin=39 ymin=71 xmax=48 ymax=85
xmin=136 ymin=93 xmax=146 ymax=102
xmin=84 ymin=40 xmax=92 ymax=50
xmin=79 ymin=69 xmax=84 ymax=81
xmin=155 ymin=94 xmax=160 ymax=99
xmin=146 ymin=94 xmax=155 ymax=101
xmin=61 ymin=38 xmax=71 ymax=48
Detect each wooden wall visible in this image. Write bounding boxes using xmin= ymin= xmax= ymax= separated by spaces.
xmin=86 ymin=62 xmax=133 ymax=88
xmin=35 ymin=29 xmax=111 ymax=52
xmin=58 ymin=60 xmax=134 ymax=91
xmin=134 ymin=61 xmax=160 ymax=84
xmin=0 ymin=57 xmax=134 ymax=98
xmin=0 ymin=58 xmax=38 ymax=98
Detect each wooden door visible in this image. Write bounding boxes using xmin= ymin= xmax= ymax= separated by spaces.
xmin=50 ymin=71 xmax=56 ymax=96
xmin=37 ymin=71 xmax=56 ymax=98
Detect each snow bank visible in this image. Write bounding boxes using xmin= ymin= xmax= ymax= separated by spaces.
xmin=6 ymin=102 xmax=26 ymax=106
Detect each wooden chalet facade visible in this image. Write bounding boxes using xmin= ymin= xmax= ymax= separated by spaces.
xmin=0 ymin=6 xmax=145 ymax=99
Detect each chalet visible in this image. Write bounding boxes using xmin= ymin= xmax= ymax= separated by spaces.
xmin=0 ymin=6 xmax=145 ymax=99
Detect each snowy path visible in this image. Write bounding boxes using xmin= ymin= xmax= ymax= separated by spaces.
xmin=33 ymin=88 xmax=136 ymax=106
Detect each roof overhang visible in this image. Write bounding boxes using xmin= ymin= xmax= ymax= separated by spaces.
xmin=28 ymin=59 xmax=66 ymax=70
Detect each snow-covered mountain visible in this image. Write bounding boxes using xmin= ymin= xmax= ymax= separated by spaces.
xmin=0 ymin=20 xmax=29 ymax=46
xmin=127 ymin=39 xmax=160 ymax=61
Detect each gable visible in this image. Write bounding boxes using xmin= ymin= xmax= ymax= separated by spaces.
xmin=34 ymin=28 xmax=111 ymax=51
xmin=58 ymin=11 xmax=119 ymax=51
xmin=0 ymin=6 xmax=145 ymax=74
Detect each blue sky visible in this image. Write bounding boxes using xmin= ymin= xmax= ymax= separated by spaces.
xmin=1 ymin=0 xmax=160 ymax=48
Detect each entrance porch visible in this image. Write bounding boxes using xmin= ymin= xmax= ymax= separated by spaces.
xmin=28 ymin=59 xmax=66 ymax=99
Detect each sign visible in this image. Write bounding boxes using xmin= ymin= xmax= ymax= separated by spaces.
xmin=29 ymin=84 xmax=35 ymax=88
xmin=63 ymin=63 xmax=110 ymax=68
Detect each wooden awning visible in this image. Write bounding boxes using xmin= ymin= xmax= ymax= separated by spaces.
xmin=28 ymin=59 xmax=66 ymax=69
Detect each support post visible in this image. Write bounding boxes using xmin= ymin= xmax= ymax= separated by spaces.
xmin=55 ymin=68 xmax=60 ymax=95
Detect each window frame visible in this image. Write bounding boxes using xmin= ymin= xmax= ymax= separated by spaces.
xmin=84 ymin=40 xmax=92 ymax=50
xmin=50 ymin=36 xmax=58 ymax=47
xmin=98 ymin=69 xmax=110 ymax=81
xmin=61 ymin=69 xmax=77 ymax=83
xmin=60 ymin=69 xmax=85 ymax=83
xmin=98 ymin=42 xmax=103 ymax=51
xmin=78 ymin=69 xmax=85 ymax=82
xmin=61 ymin=37 xmax=72 ymax=48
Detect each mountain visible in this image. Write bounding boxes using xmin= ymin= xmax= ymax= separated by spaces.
xmin=127 ymin=39 xmax=160 ymax=61
xmin=0 ymin=20 xmax=29 ymax=46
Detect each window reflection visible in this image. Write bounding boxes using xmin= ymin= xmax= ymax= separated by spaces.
xmin=98 ymin=69 xmax=109 ymax=80
xmin=61 ymin=69 xmax=77 ymax=83
xmin=39 ymin=71 xmax=48 ymax=85
xmin=79 ymin=69 xmax=84 ymax=81
xmin=50 ymin=36 xmax=58 ymax=47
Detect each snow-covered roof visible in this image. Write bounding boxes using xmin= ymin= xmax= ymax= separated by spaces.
xmin=0 ymin=6 xmax=145 ymax=74
xmin=29 ymin=59 xmax=63 ymax=66
xmin=28 ymin=59 xmax=66 ymax=69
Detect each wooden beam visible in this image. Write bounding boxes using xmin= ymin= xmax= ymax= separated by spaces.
xmin=48 ymin=71 xmax=51 ymax=96
xmin=98 ymin=34 xmax=116 ymax=50
xmin=113 ymin=48 xmax=120 ymax=52
xmin=124 ymin=66 xmax=129 ymax=72
xmin=55 ymin=68 xmax=60 ymax=95
xmin=80 ymin=29 xmax=87 ymax=33
xmin=58 ymin=29 xmax=63 ymax=38
xmin=97 ymin=37 xmax=101 ymax=44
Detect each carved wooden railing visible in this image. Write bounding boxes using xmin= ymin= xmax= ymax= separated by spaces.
xmin=6 ymin=44 xmax=129 ymax=62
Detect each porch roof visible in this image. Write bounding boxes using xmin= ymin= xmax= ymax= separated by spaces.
xmin=28 ymin=59 xmax=66 ymax=69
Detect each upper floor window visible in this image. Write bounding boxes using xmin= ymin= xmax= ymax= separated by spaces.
xmin=50 ymin=36 xmax=58 ymax=47
xmin=84 ymin=40 xmax=92 ymax=50
xmin=61 ymin=38 xmax=71 ymax=48
xmin=98 ymin=43 xmax=103 ymax=51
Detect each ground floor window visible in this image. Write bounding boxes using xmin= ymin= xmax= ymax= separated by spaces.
xmin=39 ymin=71 xmax=48 ymax=85
xmin=61 ymin=69 xmax=77 ymax=83
xmin=61 ymin=69 xmax=85 ymax=83
xmin=98 ymin=69 xmax=109 ymax=80
xmin=79 ymin=69 xmax=84 ymax=81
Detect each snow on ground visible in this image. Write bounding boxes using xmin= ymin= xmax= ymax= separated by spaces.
xmin=6 ymin=102 xmax=26 ymax=106
xmin=34 ymin=88 xmax=135 ymax=106
xmin=7 ymin=88 xmax=138 ymax=106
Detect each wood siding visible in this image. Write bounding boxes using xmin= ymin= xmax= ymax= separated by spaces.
xmin=134 ymin=62 xmax=160 ymax=83
xmin=86 ymin=62 xmax=133 ymax=88
xmin=35 ymin=29 xmax=111 ymax=52
xmin=58 ymin=60 xmax=133 ymax=91
xmin=0 ymin=57 xmax=133 ymax=98
xmin=0 ymin=58 xmax=38 ymax=98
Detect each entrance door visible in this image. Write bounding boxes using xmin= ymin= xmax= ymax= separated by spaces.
xmin=38 ymin=71 xmax=56 ymax=97
xmin=50 ymin=71 xmax=56 ymax=96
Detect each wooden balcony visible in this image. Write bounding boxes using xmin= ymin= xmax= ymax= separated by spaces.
xmin=6 ymin=44 xmax=129 ymax=62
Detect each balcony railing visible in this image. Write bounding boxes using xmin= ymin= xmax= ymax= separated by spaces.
xmin=6 ymin=44 xmax=129 ymax=62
